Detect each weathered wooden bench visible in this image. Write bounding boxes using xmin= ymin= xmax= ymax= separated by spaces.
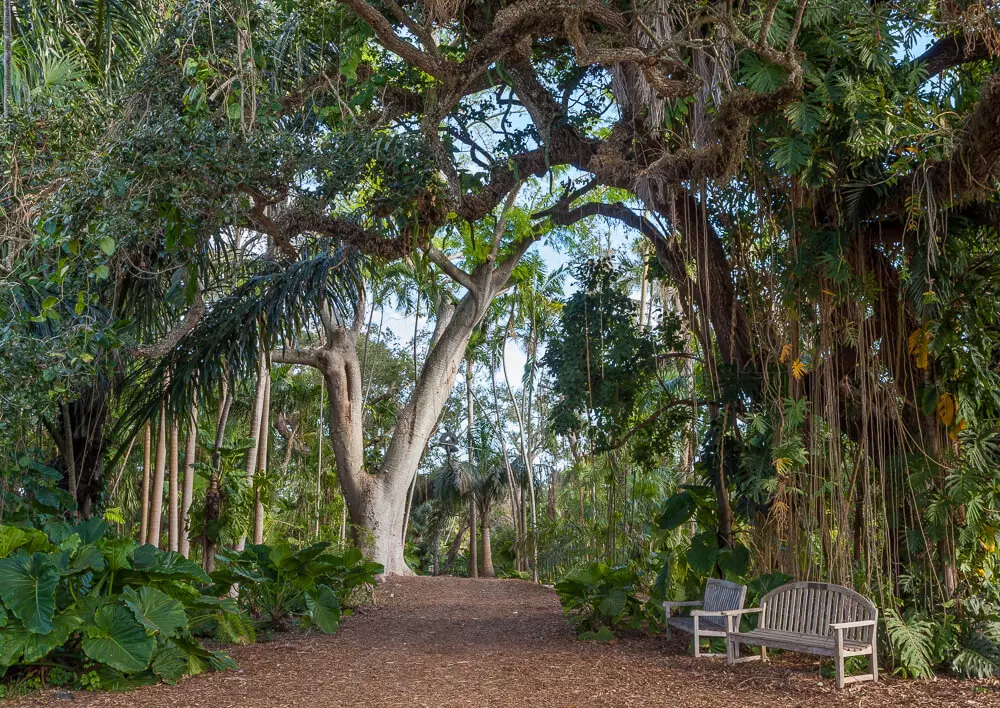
xmin=723 ymin=581 xmax=879 ymax=689
xmin=664 ymin=578 xmax=747 ymax=658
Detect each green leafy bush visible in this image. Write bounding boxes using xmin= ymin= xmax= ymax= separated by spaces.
xmin=0 ymin=519 xmax=239 ymax=690
xmin=555 ymin=562 xmax=648 ymax=637
xmin=209 ymin=542 xmax=382 ymax=634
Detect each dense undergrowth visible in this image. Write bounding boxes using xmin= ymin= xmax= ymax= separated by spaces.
xmin=0 ymin=517 xmax=380 ymax=698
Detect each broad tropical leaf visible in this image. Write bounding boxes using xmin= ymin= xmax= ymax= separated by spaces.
xmin=122 ymin=586 xmax=187 ymax=638
xmin=304 ymin=584 xmax=342 ymax=634
xmin=0 ymin=551 xmax=59 ymax=633
xmin=0 ymin=611 xmax=84 ymax=667
xmin=82 ymin=604 xmax=156 ymax=673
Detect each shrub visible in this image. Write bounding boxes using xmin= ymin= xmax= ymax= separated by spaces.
xmin=209 ymin=542 xmax=382 ymax=634
xmin=0 ymin=519 xmax=240 ymax=690
xmin=555 ymin=562 xmax=647 ymax=637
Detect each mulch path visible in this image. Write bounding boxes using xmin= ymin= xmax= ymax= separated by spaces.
xmin=11 ymin=576 xmax=1000 ymax=707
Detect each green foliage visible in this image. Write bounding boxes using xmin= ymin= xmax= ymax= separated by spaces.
xmin=555 ymin=563 xmax=647 ymax=637
xmin=885 ymin=609 xmax=937 ymax=678
xmin=210 ymin=542 xmax=382 ymax=635
xmin=0 ymin=520 xmax=237 ymax=688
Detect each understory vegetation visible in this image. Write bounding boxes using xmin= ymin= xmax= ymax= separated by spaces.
xmin=2 ymin=0 xmax=1000 ymax=695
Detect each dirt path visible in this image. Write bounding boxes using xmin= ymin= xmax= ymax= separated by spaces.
xmin=13 ymin=576 xmax=1000 ymax=707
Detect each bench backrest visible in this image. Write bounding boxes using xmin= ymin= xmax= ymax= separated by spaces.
xmin=760 ymin=582 xmax=877 ymax=642
xmin=703 ymin=578 xmax=747 ymax=613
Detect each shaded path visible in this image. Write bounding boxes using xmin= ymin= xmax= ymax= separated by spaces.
xmin=15 ymin=577 xmax=999 ymax=706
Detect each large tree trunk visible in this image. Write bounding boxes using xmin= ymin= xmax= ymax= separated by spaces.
xmin=272 ymin=223 xmax=531 ymax=574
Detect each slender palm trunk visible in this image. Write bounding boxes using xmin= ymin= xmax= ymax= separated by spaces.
xmin=168 ymin=416 xmax=180 ymax=551
xmin=204 ymin=382 xmax=233 ymax=571
xmin=180 ymin=400 xmax=198 ymax=557
xmin=139 ymin=422 xmax=151 ymax=542
xmin=315 ymin=379 xmax=323 ymax=539
xmin=147 ymin=403 xmax=167 ymax=547
xmin=466 ymin=356 xmax=478 ymax=578
xmin=238 ymin=352 xmax=268 ymax=550
xmin=253 ymin=372 xmax=270 ymax=545
xmin=480 ymin=502 xmax=495 ymax=578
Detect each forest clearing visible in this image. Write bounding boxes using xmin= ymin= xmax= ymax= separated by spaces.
xmin=2 ymin=0 xmax=1000 ymax=704
xmin=11 ymin=577 xmax=1000 ymax=707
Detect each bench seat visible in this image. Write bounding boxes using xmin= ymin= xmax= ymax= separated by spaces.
xmin=667 ymin=615 xmax=726 ymax=635
xmin=726 ymin=627 xmax=874 ymax=657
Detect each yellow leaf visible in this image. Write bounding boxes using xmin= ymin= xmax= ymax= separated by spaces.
xmin=822 ymin=289 xmax=836 ymax=296
xmin=774 ymin=457 xmax=792 ymax=475
xmin=909 ymin=328 xmax=930 ymax=369
xmin=936 ymin=393 xmax=956 ymax=427
xmin=791 ymin=359 xmax=807 ymax=380
xmin=779 ymin=343 xmax=792 ymax=364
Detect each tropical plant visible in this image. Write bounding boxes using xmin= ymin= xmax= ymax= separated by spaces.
xmin=0 ymin=518 xmax=239 ymax=689
xmin=209 ymin=542 xmax=382 ymax=635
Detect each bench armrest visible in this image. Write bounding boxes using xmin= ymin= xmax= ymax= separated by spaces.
xmin=719 ymin=608 xmax=762 ymax=617
xmin=829 ymin=619 xmax=877 ymax=630
xmin=690 ymin=609 xmax=724 ymax=617
xmin=664 ymin=600 xmax=701 ymax=619
xmin=721 ymin=607 xmax=762 ymax=633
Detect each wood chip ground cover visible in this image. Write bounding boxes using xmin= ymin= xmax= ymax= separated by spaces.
xmin=10 ymin=577 xmax=1000 ymax=706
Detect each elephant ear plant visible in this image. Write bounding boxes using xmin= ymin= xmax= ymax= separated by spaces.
xmin=210 ymin=542 xmax=383 ymax=635
xmin=0 ymin=519 xmax=243 ymax=690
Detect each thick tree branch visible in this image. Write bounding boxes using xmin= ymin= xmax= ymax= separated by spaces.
xmin=427 ymin=247 xmax=477 ymax=293
xmin=338 ymin=0 xmax=445 ymax=78
xmin=912 ymin=33 xmax=997 ymax=79
xmin=270 ymin=347 xmax=321 ymax=367
xmin=134 ymin=294 xmax=206 ymax=359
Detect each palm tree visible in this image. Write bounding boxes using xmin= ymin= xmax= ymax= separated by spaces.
xmin=431 ymin=423 xmax=508 ymax=577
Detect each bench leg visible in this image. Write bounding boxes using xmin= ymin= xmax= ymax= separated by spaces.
xmin=726 ymin=637 xmax=739 ymax=665
xmin=760 ymin=645 xmax=767 ymax=663
xmin=693 ymin=617 xmax=700 ymax=658
xmin=835 ymin=653 xmax=845 ymax=690
xmin=869 ymin=648 xmax=878 ymax=683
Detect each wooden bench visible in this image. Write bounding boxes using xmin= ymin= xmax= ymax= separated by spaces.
xmin=664 ymin=578 xmax=747 ymax=658
xmin=723 ymin=581 xmax=879 ymax=689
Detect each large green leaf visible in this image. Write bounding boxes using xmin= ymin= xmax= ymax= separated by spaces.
xmin=151 ymin=639 xmax=207 ymax=683
xmin=303 ymin=584 xmax=341 ymax=634
xmin=72 ymin=518 xmax=108 ymax=544
xmin=0 ymin=526 xmax=52 ymax=559
xmin=0 ymin=551 xmax=59 ymax=633
xmin=67 ymin=544 xmax=107 ymax=575
xmin=598 ymin=590 xmax=627 ymax=619
xmin=0 ymin=611 xmax=84 ymax=667
xmin=82 ymin=604 xmax=156 ymax=673
xmin=658 ymin=491 xmax=697 ymax=530
xmin=687 ymin=532 xmax=719 ymax=574
xmin=98 ymin=537 xmax=138 ymax=571
xmin=131 ymin=545 xmax=211 ymax=583
xmin=717 ymin=544 xmax=750 ymax=578
xmin=122 ymin=586 xmax=187 ymax=638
